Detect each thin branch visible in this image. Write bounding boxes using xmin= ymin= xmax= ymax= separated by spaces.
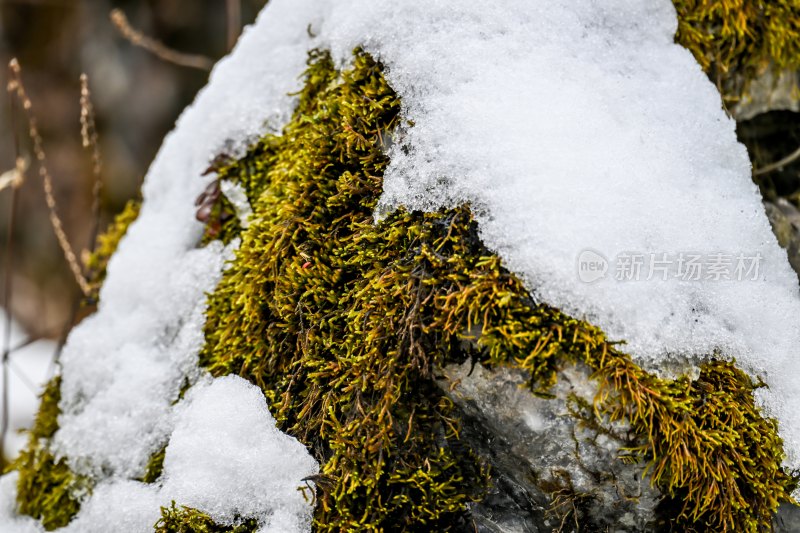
xmin=7 ymin=59 xmax=92 ymax=297
xmin=80 ymin=73 xmax=103 ymax=255
xmin=1 ymin=78 xmax=23 ymax=465
xmin=753 ymin=145 xmax=800 ymax=176
xmin=8 ymin=358 xmax=37 ymax=395
xmin=110 ymin=9 xmax=214 ymax=71
xmin=226 ymin=0 xmax=242 ymax=51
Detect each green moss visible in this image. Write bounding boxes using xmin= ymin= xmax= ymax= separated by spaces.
xmin=83 ymin=198 xmax=141 ymax=299
xmin=10 ymin=377 xmax=90 ymax=530
xmin=154 ymin=502 xmax=258 ymax=533
xmin=198 ymin=48 xmax=796 ymax=532
xmin=202 ymin=49 xmax=486 ymax=531
xmin=141 ymin=445 xmax=166 ymax=484
xmin=672 ymin=0 xmax=800 ymax=103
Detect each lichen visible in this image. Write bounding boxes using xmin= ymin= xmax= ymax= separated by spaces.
xmin=83 ymin=198 xmax=141 ymax=299
xmin=154 ymin=502 xmax=258 ymax=533
xmin=9 ymin=377 xmax=90 ymax=530
xmin=199 ymin=48 xmax=795 ymax=532
xmin=672 ymin=0 xmax=800 ymax=104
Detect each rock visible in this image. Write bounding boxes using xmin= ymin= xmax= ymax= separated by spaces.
xmin=733 ymin=69 xmax=800 ymax=122
xmin=438 ymin=362 xmax=661 ymax=532
xmin=765 ymin=199 xmax=800 ymax=279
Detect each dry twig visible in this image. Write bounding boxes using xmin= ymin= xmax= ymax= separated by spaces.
xmin=226 ymin=0 xmax=242 ymax=51
xmin=753 ymin=144 xmax=800 ymax=176
xmin=0 ymin=156 xmax=27 ymax=192
xmin=7 ymin=59 xmax=92 ymax=297
xmin=1 ymin=78 xmax=24 ymax=465
xmin=80 ymin=73 xmax=103 ymax=255
xmin=110 ymin=9 xmax=214 ymax=71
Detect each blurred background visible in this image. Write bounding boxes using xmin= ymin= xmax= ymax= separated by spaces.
xmin=0 ymin=0 xmax=266 ymax=460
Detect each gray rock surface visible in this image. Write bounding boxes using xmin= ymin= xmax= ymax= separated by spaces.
xmin=765 ymin=199 xmax=800 ymax=279
xmin=732 ymin=69 xmax=800 ymax=121
xmin=439 ymin=361 xmax=661 ymax=532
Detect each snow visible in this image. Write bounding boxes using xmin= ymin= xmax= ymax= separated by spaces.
xmin=3 ymin=1 xmax=322 ymax=529
xmin=4 ymin=0 xmax=800 ymax=528
xmin=52 ymin=0 xmax=321 ymax=488
xmin=0 ymin=311 xmax=55 ymax=460
xmin=158 ymin=376 xmax=318 ymax=529
xmin=0 ymin=377 xmax=317 ymax=532
xmin=311 ymin=0 xmax=800 ymax=472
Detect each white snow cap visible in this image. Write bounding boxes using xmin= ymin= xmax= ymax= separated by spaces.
xmin=315 ymin=0 xmax=800 ymax=471
xmin=4 ymin=0 xmax=800 ymax=530
xmin=0 ymin=377 xmax=317 ymax=532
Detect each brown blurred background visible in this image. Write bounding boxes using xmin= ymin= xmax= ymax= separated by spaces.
xmin=0 ymin=0 xmax=266 ymax=339
xmin=1 ymin=0 xmax=800 ymax=343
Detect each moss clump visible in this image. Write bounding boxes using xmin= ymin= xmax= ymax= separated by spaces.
xmin=199 ymin=48 xmax=795 ymax=531
xmin=140 ymin=445 xmax=166 ymax=484
xmin=10 ymin=377 xmax=90 ymax=530
xmin=673 ymin=0 xmax=800 ymax=103
xmin=594 ymin=357 xmax=794 ymax=530
xmin=154 ymin=502 xmax=258 ymax=533
xmin=83 ymin=198 xmax=141 ymax=299
xmin=202 ymin=49 xmax=486 ymax=531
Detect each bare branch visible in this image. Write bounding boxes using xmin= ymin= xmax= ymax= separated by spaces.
xmin=1 ymin=77 xmax=23 ymax=466
xmin=7 ymin=58 xmax=92 ymax=297
xmin=0 ymin=157 xmax=27 ymax=192
xmin=80 ymin=73 xmax=103 ymax=254
xmin=226 ymin=0 xmax=242 ymax=51
xmin=753 ymin=145 xmax=800 ymax=176
xmin=110 ymin=9 xmax=215 ymax=71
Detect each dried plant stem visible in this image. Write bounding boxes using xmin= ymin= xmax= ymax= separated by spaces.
xmin=753 ymin=144 xmax=800 ymax=176
xmin=80 ymin=73 xmax=103 ymax=254
xmin=110 ymin=9 xmax=214 ymax=71
xmin=1 ymin=82 xmax=23 ymax=466
xmin=226 ymin=0 xmax=242 ymax=51
xmin=7 ymin=59 xmax=92 ymax=297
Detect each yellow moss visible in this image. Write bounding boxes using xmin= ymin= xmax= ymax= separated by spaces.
xmin=673 ymin=0 xmax=800 ymax=103
xmin=140 ymin=445 xmax=166 ymax=484
xmin=83 ymin=198 xmax=141 ymax=299
xmin=155 ymin=502 xmax=258 ymax=533
xmin=199 ymin=48 xmax=795 ymax=532
xmin=10 ymin=377 xmax=90 ymax=530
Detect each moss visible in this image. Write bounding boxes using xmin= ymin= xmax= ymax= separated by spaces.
xmin=672 ymin=0 xmax=800 ymax=104
xmin=83 ymin=198 xmax=141 ymax=299
xmin=196 ymin=178 xmax=242 ymax=246
xmin=198 ymin=48 xmax=795 ymax=531
xmin=154 ymin=502 xmax=258 ymax=533
xmin=202 ymin=50 xmax=487 ymax=531
xmin=141 ymin=445 xmax=166 ymax=484
xmin=10 ymin=377 xmax=90 ymax=530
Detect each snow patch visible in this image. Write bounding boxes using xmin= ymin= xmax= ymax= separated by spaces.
xmin=0 ymin=311 xmax=55 ymax=460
